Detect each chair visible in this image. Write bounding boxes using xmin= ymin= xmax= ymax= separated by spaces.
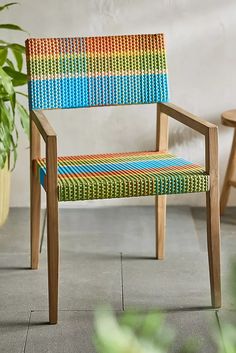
xmin=25 ymin=33 xmax=221 ymax=324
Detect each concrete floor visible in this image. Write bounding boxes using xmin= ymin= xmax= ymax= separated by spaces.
xmin=0 ymin=206 xmax=235 ymax=353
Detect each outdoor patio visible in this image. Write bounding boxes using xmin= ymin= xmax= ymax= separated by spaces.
xmin=0 ymin=205 xmax=235 ymax=353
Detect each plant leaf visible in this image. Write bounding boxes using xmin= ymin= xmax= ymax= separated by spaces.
xmin=9 ymin=43 xmax=25 ymax=53
xmin=6 ymin=58 xmax=15 ymax=69
xmin=11 ymin=47 xmax=23 ymax=71
xmin=15 ymin=90 xmax=27 ymax=98
xmin=3 ymin=66 xmax=27 ymax=86
xmin=0 ymin=100 xmax=13 ymax=130
xmin=0 ymin=3 xmax=18 ymax=11
xmin=0 ymin=66 xmax=14 ymax=95
xmin=9 ymin=90 xmax=16 ymax=113
xmin=17 ymin=102 xmax=29 ymax=136
xmin=0 ymin=47 xmax=8 ymax=65
xmin=0 ymin=23 xmax=25 ymax=32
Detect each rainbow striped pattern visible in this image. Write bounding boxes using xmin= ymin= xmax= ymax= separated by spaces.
xmin=36 ymin=151 xmax=209 ymax=201
xmin=25 ymin=34 xmax=169 ymax=110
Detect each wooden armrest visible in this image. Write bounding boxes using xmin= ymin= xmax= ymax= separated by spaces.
xmin=157 ymin=103 xmax=218 ymax=178
xmin=159 ymin=102 xmax=217 ymax=136
xmin=31 ymin=110 xmax=57 ymax=142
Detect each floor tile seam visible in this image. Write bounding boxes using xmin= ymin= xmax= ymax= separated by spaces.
xmin=30 ymin=309 xmax=124 ymax=312
xmin=22 ymin=310 xmax=31 ymax=353
xmin=215 ymin=310 xmax=228 ymax=353
xmin=0 ymin=252 xmax=30 ymax=255
xmin=27 ymin=308 xmax=225 ymax=313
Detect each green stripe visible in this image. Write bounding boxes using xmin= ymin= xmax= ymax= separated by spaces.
xmin=28 ymin=52 xmax=167 ymax=77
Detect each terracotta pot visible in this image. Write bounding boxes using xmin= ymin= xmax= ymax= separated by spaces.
xmin=0 ymin=159 xmax=11 ymax=226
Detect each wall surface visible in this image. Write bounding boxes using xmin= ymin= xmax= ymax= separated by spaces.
xmin=3 ymin=0 xmax=236 ymax=207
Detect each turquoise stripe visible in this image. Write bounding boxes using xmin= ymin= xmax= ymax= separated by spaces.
xmin=29 ymin=73 xmax=169 ymax=110
xmin=56 ymin=158 xmax=192 ymax=176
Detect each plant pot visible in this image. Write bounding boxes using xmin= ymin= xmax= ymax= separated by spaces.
xmin=0 ymin=159 xmax=11 ymax=226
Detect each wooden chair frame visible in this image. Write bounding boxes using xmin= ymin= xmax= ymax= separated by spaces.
xmin=30 ymin=102 xmax=221 ymax=324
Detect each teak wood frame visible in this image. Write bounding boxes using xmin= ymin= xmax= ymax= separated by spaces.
xmin=30 ymin=102 xmax=221 ymax=324
xmin=220 ymin=128 xmax=236 ymax=215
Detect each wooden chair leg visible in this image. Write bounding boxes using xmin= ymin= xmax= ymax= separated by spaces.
xmin=220 ymin=129 xmax=236 ymax=215
xmin=30 ymin=172 xmax=41 ymax=269
xmin=206 ymin=189 xmax=221 ymax=308
xmin=46 ymin=136 xmax=59 ymax=324
xmin=30 ymin=116 xmax=41 ymax=270
xmin=47 ymin=191 xmax=59 ymax=324
xmin=155 ymin=195 xmax=166 ymax=259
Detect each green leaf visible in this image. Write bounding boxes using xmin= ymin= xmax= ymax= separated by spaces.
xmin=0 ymin=23 xmax=25 ymax=32
xmin=0 ymin=43 xmax=25 ymax=70
xmin=11 ymin=47 xmax=23 ymax=71
xmin=9 ymin=91 xmax=16 ymax=113
xmin=15 ymin=91 xmax=28 ymax=98
xmin=17 ymin=102 xmax=29 ymax=136
xmin=10 ymin=134 xmax=17 ymax=169
xmin=0 ymin=47 xmax=8 ymax=65
xmin=0 ymin=3 xmax=18 ymax=11
xmin=0 ymin=66 xmax=14 ymax=95
xmin=9 ymin=43 xmax=25 ymax=53
xmin=6 ymin=58 xmax=15 ymax=70
xmin=0 ymin=100 xmax=13 ymax=130
xmin=3 ymin=66 xmax=27 ymax=86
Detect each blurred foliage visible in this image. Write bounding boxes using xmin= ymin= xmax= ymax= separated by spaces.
xmin=94 ymin=261 xmax=236 ymax=353
xmin=94 ymin=309 xmax=174 ymax=353
xmin=0 ymin=2 xmax=28 ymax=170
xmin=218 ymin=260 xmax=236 ymax=353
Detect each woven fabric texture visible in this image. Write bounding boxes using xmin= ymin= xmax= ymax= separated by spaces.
xmin=35 ymin=151 xmax=209 ymax=202
xmin=26 ymin=34 xmax=169 ymax=110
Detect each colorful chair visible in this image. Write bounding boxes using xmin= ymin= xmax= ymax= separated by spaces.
xmin=26 ymin=34 xmax=221 ymax=324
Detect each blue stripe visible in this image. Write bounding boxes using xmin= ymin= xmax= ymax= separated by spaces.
xmin=40 ymin=167 xmax=46 ymax=185
xmin=29 ymin=73 xmax=169 ymax=110
xmin=56 ymin=158 xmax=192 ymax=176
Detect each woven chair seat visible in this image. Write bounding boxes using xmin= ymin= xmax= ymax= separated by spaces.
xmin=36 ymin=151 xmax=209 ymax=202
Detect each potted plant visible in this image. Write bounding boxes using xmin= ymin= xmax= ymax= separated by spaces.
xmin=0 ymin=2 xmax=28 ymax=226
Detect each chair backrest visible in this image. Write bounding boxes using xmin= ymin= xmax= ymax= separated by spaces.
xmin=26 ymin=33 xmax=169 ymax=111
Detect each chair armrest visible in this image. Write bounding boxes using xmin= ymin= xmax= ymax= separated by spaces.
xmin=30 ymin=110 xmax=57 ymax=193
xmin=159 ymin=102 xmax=216 ymax=136
xmin=157 ymin=102 xmax=218 ymax=179
xmin=31 ymin=110 xmax=57 ymax=142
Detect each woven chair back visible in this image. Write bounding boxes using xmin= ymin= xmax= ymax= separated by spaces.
xmin=26 ymin=34 xmax=169 ymax=110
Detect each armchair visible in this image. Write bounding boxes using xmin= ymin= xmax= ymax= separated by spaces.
xmin=26 ymin=34 xmax=221 ymax=324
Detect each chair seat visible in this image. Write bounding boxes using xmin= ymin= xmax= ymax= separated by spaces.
xmin=36 ymin=151 xmax=209 ymax=202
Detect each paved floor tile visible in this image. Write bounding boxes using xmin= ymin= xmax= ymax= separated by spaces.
xmin=57 ymin=206 xmax=200 ymax=256
xmin=0 ymin=311 xmax=30 ymax=353
xmin=0 ymin=251 xmax=122 ymax=311
xmin=166 ymin=310 xmax=218 ymax=353
xmin=0 ymin=208 xmax=45 ymax=254
xmin=25 ymin=311 xmax=95 ymax=353
xmin=0 ymin=254 xmax=47 ymax=312
xmin=0 ymin=206 xmax=235 ymax=353
xmin=192 ymin=207 xmax=236 ymax=254
xmin=122 ymin=252 xmax=211 ymax=310
xmin=25 ymin=310 xmax=219 ymax=353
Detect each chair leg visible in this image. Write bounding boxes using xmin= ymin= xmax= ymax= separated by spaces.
xmin=30 ymin=171 xmax=41 ymax=270
xmin=155 ymin=195 xmax=166 ymax=259
xmin=30 ymin=115 xmax=41 ymax=269
xmin=220 ymin=129 xmax=236 ymax=215
xmin=206 ymin=189 xmax=221 ymax=308
xmin=47 ymin=189 xmax=59 ymax=324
